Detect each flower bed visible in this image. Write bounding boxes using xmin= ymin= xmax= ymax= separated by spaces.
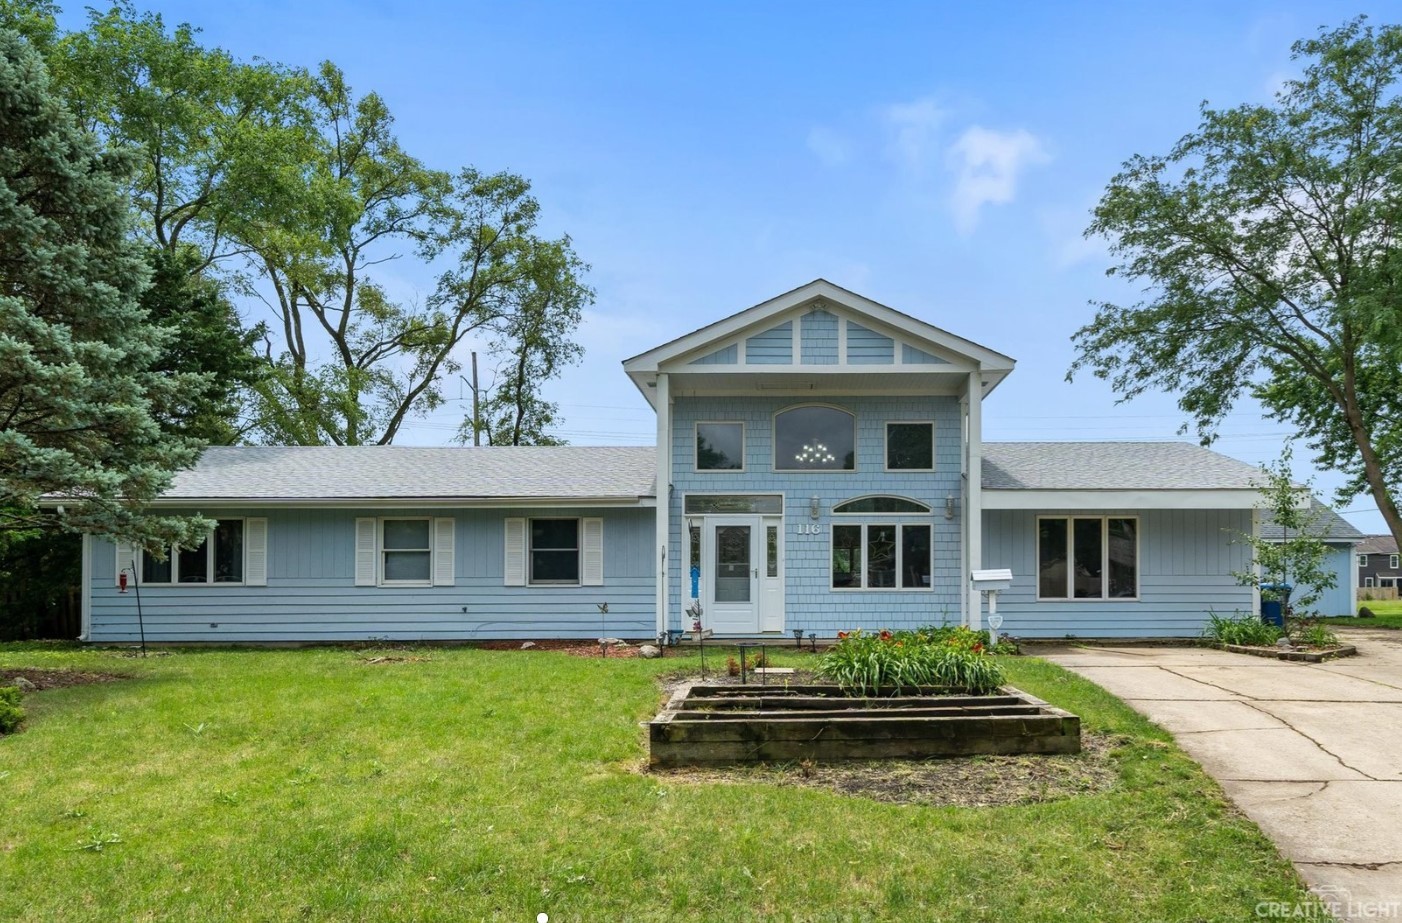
xmin=816 ymin=626 xmax=1010 ymax=695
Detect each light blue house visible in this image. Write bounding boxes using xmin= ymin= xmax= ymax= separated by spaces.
xmin=75 ymin=279 xmax=1340 ymax=643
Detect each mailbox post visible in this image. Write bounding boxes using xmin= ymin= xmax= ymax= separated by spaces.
xmin=971 ymin=568 xmax=1013 ymax=649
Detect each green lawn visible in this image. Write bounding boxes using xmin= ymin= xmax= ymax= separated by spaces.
xmin=0 ymin=643 xmax=1312 ymax=922
xmin=1322 ymin=598 xmax=1402 ymax=629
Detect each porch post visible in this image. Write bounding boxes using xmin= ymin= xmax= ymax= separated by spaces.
xmin=966 ymin=368 xmax=983 ymax=630
xmin=654 ymin=373 xmax=671 ymax=638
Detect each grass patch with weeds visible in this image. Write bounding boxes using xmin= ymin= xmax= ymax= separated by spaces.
xmin=0 ymin=642 xmax=1315 ymax=921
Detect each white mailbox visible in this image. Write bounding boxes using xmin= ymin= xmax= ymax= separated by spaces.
xmin=971 ymin=568 xmax=1013 ymax=593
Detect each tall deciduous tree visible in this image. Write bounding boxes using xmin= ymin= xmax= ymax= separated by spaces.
xmin=0 ymin=26 xmax=207 ymax=547
xmin=1071 ymin=19 xmax=1402 ymax=549
xmin=244 ymin=65 xmax=592 ymax=445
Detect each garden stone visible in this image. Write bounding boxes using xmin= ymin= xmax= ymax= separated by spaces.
xmin=599 ymin=638 xmax=626 ymax=647
xmin=520 ymin=641 xmax=536 ymax=650
xmin=639 ymin=645 xmax=662 ymax=659
xmin=1359 ymin=606 xmax=1376 ymax=618
xmin=12 ymin=677 xmax=35 ymax=692
xmin=1276 ymin=638 xmax=1294 ymax=649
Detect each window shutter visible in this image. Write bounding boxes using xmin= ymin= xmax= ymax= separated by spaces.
xmin=355 ymin=518 xmax=377 ymax=587
xmin=115 ymin=539 xmax=135 ymax=586
xmin=433 ymin=517 xmax=455 ymax=586
xmin=504 ymin=517 xmax=526 ymax=586
xmin=582 ymin=518 xmax=604 ymax=586
xmin=245 ymin=518 xmax=268 ymax=586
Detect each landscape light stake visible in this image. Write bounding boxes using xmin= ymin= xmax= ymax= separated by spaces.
xmin=792 ymin=628 xmax=804 ymax=649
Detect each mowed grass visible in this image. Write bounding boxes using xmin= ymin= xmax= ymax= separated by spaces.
xmin=0 ymin=643 xmax=1312 ymax=922
xmin=1322 ymin=598 xmax=1402 ymax=629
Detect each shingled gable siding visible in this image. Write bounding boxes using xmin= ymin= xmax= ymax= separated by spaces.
xmin=87 ymin=506 xmax=654 ymax=642
xmin=667 ymin=394 xmax=963 ymax=634
xmin=980 ymin=508 xmax=1255 ymax=637
xmin=799 ymin=310 xmax=839 ymax=364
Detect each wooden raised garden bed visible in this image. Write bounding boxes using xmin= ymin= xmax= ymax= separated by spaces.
xmin=649 ymin=684 xmax=1080 ymax=767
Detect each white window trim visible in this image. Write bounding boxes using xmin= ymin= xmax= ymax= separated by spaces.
xmin=694 ymin=420 xmax=746 ymax=473
xmin=773 ymin=403 xmax=858 ymax=473
xmin=1360 ymin=554 xmax=1369 ymax=568
xmin=1365 ymin=576 xmax=1375 ymax=587
xmin=829 ymin=522 xmax=933 ymax=592
xmin=1391 ymin=554 xmax=1399 ymax=570
xmin=884 ymin=420 xmax=936 ymax=472
xmin=135 ymin=519 xmax=247 ymax=586
xmin=528 ymin=517 xmax=582 ymax=587
xmin=1035 ymin=515 xmax=1141 ymax=602
xmin=379 ymin=517 xmax=433 ymax=587
xmin=832 ymin=494 xmax=932 ymax=515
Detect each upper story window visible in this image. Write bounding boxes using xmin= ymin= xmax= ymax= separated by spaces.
xmin=1360 ymin=554 xmax=1369 ymax=568
xmin=1392 ymin=554 xmax=1400 ymax=570
xmin=774 ymin=405 xmax=855 ymax=471
xmin=886 ymin=422 xmax=934 ymax=470
xmin=696 ymin=422 xmax=744 ymax=471
xmin=141 ymin=519 xmax=245 ymax=585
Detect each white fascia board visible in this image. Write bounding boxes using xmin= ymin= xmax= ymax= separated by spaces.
xmin=981 ymin=489 xmax=1265 ymax=510
xmin=68 ymin=496 xmax=658 ymax=510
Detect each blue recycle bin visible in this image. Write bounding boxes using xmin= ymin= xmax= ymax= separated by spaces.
xmin=1260 ymin=582 xmax=1292 ymax=628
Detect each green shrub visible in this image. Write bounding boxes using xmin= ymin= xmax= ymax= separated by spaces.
xmin=816 ymin=629 xmax=1006 ymax=695
xmin=1290 ymin=618 xmax=1340 ymax=648
xmin=1204 ymin=611 xmax=1284 ymax=647
xmin=0 ymin=685 xmax=24 ymax=734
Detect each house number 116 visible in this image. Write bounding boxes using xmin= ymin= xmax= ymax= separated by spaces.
xmin=795 ymin=524 xmax=822 ymax=535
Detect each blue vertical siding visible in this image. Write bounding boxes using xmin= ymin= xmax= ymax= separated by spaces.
xmin=1304 ymin=543 xmax=1356 ymax=616
xmin=745 ymin=322 xmax=792 ymax=364
xmin=689 ymin=344 xmax=737 ymax=365
xmin=846 ymin=322 xmax=895 ymax=364
xmin=980 ymin=508 xmax=1255 ymax=638
xmin=89 ymin=506 xmax=656 ymax=642
xmin=800 ymin=310 xmax=839 ymax=364
xmin=668 ymin=395 xmax=963 ymax=634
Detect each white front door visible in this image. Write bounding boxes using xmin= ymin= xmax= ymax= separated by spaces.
xmin=705 ymin=517 xmax=760 ymax=634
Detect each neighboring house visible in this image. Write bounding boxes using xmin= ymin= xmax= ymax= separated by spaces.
xmin=1260 ymin=499 xmax=1362 ymax=617
xmin=1356 ymin=534 xmax=1401 ymax=591
xmin=68 ymin=279 xmax=1307 ymax=642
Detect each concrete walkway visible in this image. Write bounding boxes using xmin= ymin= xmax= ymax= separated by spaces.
xmin=1043 ymin=630 xmax=1402 ymax=920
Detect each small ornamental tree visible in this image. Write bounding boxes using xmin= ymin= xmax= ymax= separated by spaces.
xmin=1232 ymin=449 xmax=1337 ymax=615
xmin=0 ymin=27 xmax=208 ymax=549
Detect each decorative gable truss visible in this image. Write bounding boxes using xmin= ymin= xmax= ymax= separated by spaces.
xmin=684 ymin=305 xmax=956 ymax=370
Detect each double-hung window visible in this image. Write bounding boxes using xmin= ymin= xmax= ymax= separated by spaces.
xmin=381 ymin=519 xmax=432 ymax=584
xmin=530 ymin=519 xmax=580 ymax=585
xmin=354 ymin=517 xmax=455 ymax=588
xmin=1037 ymin=516 xmax=1138 ymax=600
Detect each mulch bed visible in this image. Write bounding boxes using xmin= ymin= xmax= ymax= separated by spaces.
xmin=0 ymin=668 xmax=126 ymax=691
xmin=473 ymin=639 xmax=646 ymax=658
xmin=646 ymin=732 xmax=1121 ymax=808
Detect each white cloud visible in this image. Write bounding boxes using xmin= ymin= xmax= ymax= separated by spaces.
xmin=882 ymin=96 xmax=946 ymax=170
xmin=946 ymin=126 xmax=1050 ymax=234
xmin=806 ymin=126 xmax=852 ymax=167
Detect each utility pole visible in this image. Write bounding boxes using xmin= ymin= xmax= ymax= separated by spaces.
xmin=471 ymin=351 xmax=481 ymax=446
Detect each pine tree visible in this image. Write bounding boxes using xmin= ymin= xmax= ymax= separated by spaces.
xmin=0 ymin=27 xmax=207 ymax=548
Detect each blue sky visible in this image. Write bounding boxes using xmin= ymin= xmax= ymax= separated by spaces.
xmin=60 ymin=1 xmax=1397 ymax=531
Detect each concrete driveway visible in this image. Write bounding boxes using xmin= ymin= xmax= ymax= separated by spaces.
xmin=1043 ymin=630 xmax=1402 ymax=920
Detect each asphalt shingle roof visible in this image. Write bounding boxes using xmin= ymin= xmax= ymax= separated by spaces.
xmin=980 ymin=442 xmax=1265 ymax=491
xmin=158 ymin=446 xmax=657 ymax=502
xmin=1358 ymin=534 xmax=1399 ymax=555
xmin=1260 ymin=498 xmax=1363 ymax=543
